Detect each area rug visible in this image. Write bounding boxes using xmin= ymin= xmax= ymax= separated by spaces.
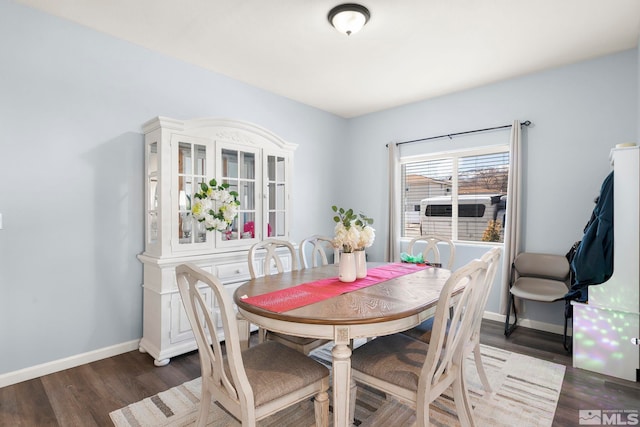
xmin=110 ymin=343 xmax=565 ymax=427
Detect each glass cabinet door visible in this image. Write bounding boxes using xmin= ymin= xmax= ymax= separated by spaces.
xmin=219 ymin=145 xmax=258 ymax=242
xmin=146 ymin=141 xmax=159 ymax=246
xmin=142 ymin=117 xmax=297 ymax=258
xmin=175 ymin=139 xmax=208 ymax=247
xmin=267 ymin=154 xmax=288 ymax=238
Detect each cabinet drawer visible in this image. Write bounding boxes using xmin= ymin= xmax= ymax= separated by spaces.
xmin=215 ymin=261 xmax=251 ymax=283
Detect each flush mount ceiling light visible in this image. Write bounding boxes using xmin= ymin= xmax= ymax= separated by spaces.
xmin=328 ymin=3 xmax=370 ymax=36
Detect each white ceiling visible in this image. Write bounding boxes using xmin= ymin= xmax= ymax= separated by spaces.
xmin=16 ymin=0 xmax=640 ymax=118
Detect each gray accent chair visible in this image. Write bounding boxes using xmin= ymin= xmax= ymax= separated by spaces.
xmin=504 ymin=252 xmax=570 ymax=350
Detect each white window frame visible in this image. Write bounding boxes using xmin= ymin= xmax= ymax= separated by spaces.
xmin=399 ymin=144 xmax=509 ymax=243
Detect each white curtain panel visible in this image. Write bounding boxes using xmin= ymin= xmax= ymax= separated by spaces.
xmin=500 ymin=120 xmax=523 ymax=314
xmin=386 ymin=142 xmax=401 ymax=262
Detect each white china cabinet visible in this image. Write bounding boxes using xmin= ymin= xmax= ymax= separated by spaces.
xmin=138 ymin=116 xmax=297 ymax=366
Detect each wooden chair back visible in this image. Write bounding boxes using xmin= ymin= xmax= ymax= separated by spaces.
xmin=299 ymin=235 xmax=339 ymax=268
xmin=248 ymin=238 xmax=298 ymax=279
xmin=176 ymin=263 xmax=330 ymax=426
xmin=407 ymin=235 xmax=456 ymax=269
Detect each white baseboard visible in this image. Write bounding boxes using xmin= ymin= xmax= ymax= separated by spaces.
xmin=0 ymin=339 xmax=140 ymax=389
xmin=483 ymin=311 xmax=572 ymax=336
xmin=0 ymin=313 xmax=571 ymax=389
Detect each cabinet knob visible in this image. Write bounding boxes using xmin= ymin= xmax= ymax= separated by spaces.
xmin=236 ymin=269 xmax=241 ymax=274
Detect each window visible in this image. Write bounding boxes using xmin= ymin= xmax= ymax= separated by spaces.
xmin=401 ymin=146 xmax=509 ymax=242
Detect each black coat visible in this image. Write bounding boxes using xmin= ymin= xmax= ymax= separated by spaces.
xmin=566 ymin=171 xmax=614 ymax=302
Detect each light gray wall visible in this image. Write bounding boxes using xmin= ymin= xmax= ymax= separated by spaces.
xmin=0 ymin=1 xmax=638 ymax=376
xmin=0 ymin=2 xmax=345 ymax=375
xmin=344 ymin=49 xmax=638 ymax=324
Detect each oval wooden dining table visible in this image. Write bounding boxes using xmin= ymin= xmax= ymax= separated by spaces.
xmin=233 ymin=262 xmax=453 ymax=427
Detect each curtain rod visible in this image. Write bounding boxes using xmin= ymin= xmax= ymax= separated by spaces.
xmin=390 ymin=120 xmax=531 ymax=147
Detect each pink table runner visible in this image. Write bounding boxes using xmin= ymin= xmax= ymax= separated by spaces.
xmin=240 ymin=262 xmax=430 ymax=313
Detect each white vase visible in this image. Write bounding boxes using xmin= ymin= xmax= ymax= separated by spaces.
xmin=339 ymin=252 xmax=357 ymax=283
xmin=355 ymin=250 xmax=367 ymax=278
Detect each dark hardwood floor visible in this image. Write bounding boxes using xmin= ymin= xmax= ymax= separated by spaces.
xmin=1 ymin=319 xmax=638 ymax=426
xmin=480 ymin=321 xmax=640 ymax=426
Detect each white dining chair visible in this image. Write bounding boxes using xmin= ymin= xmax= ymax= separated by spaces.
xmin=350 ymin=257 xmax=490 ymax=427
xmin=299 ymin=235 xmax=339 ymax=268
xmin=248 ymin=238 xmax=299 ymax=279
xmin=403 ymin=247 xmax=501 ymax=393
xmin=175 ymin=263 xmax=330 ymax=427
xmin=406 ymin=235 xmax=456 ymax=269
xmin=249 ymin=238 xmax=328 ymax=354
xmin=405 ymin=235 xmax=457 ymax=334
